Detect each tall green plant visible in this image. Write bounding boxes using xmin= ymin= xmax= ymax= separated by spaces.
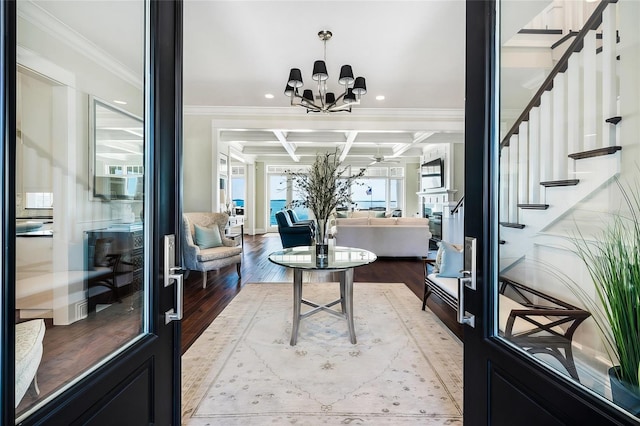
xmin=571 ymin=177 xmax=640 ymax=388
xmin=288 ymin=150 xmax=365 ymax=225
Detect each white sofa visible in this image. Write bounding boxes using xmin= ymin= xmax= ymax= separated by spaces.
xmin=334 ymin=217 xmax=431 ymax=257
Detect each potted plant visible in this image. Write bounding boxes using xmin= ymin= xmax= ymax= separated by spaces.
xmin=570 ymin=177 xmax=640 ymax=415
xmin=288 ymin=150 xmax=364 ymax=258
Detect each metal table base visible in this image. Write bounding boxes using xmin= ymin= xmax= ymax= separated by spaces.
xmin=290 ymin=268 xmax=356 ymax=346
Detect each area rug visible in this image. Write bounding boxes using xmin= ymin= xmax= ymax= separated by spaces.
xmin=182 ymin=282 xmax=463 ymax=425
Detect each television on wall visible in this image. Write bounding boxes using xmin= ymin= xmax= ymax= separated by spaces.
xmin=421 ymin=158 xmax=444 ymax=190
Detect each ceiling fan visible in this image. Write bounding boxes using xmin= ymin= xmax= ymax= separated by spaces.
xmin=368 ymin=147 xmax=399 ymax=166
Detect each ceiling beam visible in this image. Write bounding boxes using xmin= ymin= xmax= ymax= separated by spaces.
xmin=229 ymin=146 xmax=246 ymax=163
xmin=390 ymin=131 xmax=436 ymax=158
xmin=339 ymin=131 xmax=358 ymax=162
xmin=272 ymin=130 xmax=300 ymax=162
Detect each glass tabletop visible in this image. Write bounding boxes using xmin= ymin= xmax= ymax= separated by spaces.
xmin=268 ymin=246 xmax=377 ymax=270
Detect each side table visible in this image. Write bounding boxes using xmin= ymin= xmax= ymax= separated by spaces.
xmin=268 ymin=245 xmax=377 ymax=345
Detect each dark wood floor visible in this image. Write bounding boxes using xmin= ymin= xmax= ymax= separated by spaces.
xmin=17 ymin=233 xmax=462 ymax=416
xmin=181 ymin=233 xmax=463 ymax=353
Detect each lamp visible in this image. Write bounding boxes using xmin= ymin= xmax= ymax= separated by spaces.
xmin=284 ymin=30 xmax=367 ymax=113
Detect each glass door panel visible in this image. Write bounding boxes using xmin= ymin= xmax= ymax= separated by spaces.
xmin=15 ymin=0 xmax=146 ymax=419
xmin=499 ymin=0 xmax=640 ymax=417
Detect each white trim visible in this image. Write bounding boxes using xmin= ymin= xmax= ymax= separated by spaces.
xmin=184 ymin=105 xmax=464 ymax=120
xmin=18 ymin=1 xmax=141 ymax=88
xmin=17 ymin=46 xmax=75 ymax=87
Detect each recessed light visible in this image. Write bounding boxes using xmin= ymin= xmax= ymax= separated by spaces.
xmin=113 ymin=100 xmax=127 ymax=105
xmin=376 ymin=95 xmax=385 ymax=101
xmin=265 ymin=93 xmax=274 ymax=99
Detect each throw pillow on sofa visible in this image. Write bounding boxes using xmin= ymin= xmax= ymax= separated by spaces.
xmin=369 ymin=217 xmax=396 ymax=225
xmin=436 ymin=241 xmax=464 ymax=278
xmin=194 ymin=224 xmax=223 ymax=249
xmin=396 ymin=217 xmax=428 ymax=226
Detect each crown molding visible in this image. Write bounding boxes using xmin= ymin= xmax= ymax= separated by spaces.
xmin=184 ymin=105 xmax=463 ymax=119
xmin=185 ymin=106 xmax=464 ymax=133
xmin=18 ymin=1 xmax=141 ymax=88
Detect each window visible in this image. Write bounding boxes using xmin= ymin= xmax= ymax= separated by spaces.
xmin=231 ymin=165 xmax=245 ymax=209
xmin=350 ymin=167 xmax=404 ymax=211
xmin=126 ymin=165 xmax=143 ymax=175
xmin=106 ymin=165 xmax=143 ymax=175
xmin=267 ymin=165 xmax=311 ymax=226
xmin=24 ymin=192 xmax=53 ymax=209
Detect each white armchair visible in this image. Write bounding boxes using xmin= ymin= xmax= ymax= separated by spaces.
xmin=182 ymin=212 xmax=242 ymax=288
xmin=16 ymin=319 xmax=45 ymax=407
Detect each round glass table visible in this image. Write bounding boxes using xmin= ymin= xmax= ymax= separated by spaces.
xmin=268 ymin=245 xmax=377 ymax=345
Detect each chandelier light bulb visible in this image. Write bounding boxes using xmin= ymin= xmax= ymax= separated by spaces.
xmin=344 ymin=88 xmax=356 ymax=104
xmin=352 ymin=77 xmax=367 ymax=96
xmin=284 ymin=84 xmax=295 ymax=97
xmin=338 ymin=65 xmax=354 ymax=86
xmin=287 ymin=68 xmax=304 ymax=88
xmin=312 ymin=60 xmax=329 ymax=81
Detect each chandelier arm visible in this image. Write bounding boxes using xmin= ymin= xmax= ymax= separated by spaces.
xmin=327 ymin=104 xmax=353 ymax=113
xmin=291 ymin=92 xmax=323 ymax=112
xmin=323 ymin=90 xmax=346 ymax=110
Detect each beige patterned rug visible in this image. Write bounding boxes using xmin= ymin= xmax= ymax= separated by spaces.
xmin=182 ymin=282 xmax=463 ymax=425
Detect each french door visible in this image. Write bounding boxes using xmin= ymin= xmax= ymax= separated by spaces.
xmin=2 ymin=0 xmax=183 ymax=424
xmin=464 ymin=0 xmax=639 ymax=424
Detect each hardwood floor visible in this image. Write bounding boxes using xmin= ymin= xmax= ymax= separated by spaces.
xmin=16 ymin=233 xmax=462 ymax=416
xmin=181 ymin=233 xmax=463 ymax=353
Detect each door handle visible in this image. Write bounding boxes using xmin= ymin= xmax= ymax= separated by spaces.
xmin=164 ymin=234 xmax=184 ymax=324
xmin=456 ymin=236 xmax=477 ymax=328
xmin=165 ymin=267 xmax=183 ymax=323
xmin=457 ymin=272 xmax=475 ymax=327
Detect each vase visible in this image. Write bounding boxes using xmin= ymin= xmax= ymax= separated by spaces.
xmin=609 ymin=366 xmax=640 ymax=416
xmin=315 ymin=218 xmax=329 ymax=264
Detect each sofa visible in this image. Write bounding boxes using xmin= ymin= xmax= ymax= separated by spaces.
xmin=334 ymin=217 xmax=431 ymax=257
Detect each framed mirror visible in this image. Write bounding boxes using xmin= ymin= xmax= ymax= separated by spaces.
xmin=89 ymin=97 xmax=144 ymax=200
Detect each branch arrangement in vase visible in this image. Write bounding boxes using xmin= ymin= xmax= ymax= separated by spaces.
xmin=287 ymin=150 xmax=365 ymax=242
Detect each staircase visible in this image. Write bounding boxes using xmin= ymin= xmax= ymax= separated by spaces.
xmin=499 ymin=0 xmax=622 ymax=272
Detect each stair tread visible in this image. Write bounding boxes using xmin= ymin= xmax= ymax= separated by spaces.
xmin=517 ymin=204 xmax=550 ymax=210
xmin=568 ymin=146 xmax=621 ymax=160
xmin=540 ymin=179 xmax=580 ymax=187
xmin=500 ymin=222 xmax=526 ymax=229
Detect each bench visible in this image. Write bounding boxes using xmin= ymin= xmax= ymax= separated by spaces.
xmin=423 ymin=265 xmax=591 ymax=381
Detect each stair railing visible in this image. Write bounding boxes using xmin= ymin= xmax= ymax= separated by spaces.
xmin=500 ymin=0 xmax=614 ymax=149
xmin=498 ymin=0 xmax=619 ymax=228
xmin=451 ymin=196 xmax=464 ymax=215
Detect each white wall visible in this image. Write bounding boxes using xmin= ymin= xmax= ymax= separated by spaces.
xmin=183 ymin=116 xmax=214 ymax=212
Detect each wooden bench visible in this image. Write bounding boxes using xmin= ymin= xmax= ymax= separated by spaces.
xmin=423 ymin=265 xmax=591 ymax=381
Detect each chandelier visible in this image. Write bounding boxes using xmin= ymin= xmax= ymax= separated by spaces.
xmin=285 ymin=30 xmax=367 ymax=113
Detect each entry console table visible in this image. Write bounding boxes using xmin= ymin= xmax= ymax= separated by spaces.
xmin=268 ymin=245 xmax=376 ymax=345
